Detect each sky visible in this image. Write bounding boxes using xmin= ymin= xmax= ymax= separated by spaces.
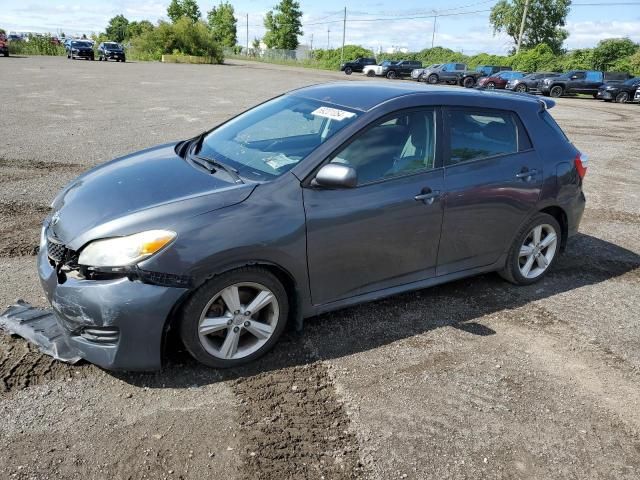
xmin=1 ymin=0 xmax=639 ymax=54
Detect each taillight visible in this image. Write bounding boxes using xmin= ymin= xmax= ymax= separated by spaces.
xmin=575 ymin=153 xmax=588 ymax=179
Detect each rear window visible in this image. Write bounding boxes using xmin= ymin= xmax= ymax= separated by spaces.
xmin=446 ymin=109 xmax=522 ymax=165
xmin=541 ymin=111 xmax=569 ymax=142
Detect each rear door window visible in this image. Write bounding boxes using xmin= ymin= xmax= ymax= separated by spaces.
xmin=445 ymin=109 xmax=521 ymax=165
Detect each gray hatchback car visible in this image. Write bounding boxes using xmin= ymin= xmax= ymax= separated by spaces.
xmin=39 ymin=83 xmax=586 ymax=370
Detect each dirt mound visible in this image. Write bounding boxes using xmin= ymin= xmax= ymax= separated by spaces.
xmin=233 ymin=362 xmax=363 ymax=480
xmin=0 ymin=201 xmax=49 ymax=257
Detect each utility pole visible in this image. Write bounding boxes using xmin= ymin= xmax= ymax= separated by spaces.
xmin=431 ymin=11 xmax=438 ymax=49
xmin=310 ymin=33 xmax=314 ymax=51
xmin=327 ymin=27 xmax=330 ymax=49
xmin=516 ymin=0 xmax=531 ymax=53
xmin=246 ymin=14 xmax=249 ymax=55
xmin=341 ymin=7 xmax=346 ymax=64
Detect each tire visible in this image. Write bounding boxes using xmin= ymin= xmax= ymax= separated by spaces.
xmin=549 ymin=85 xmax=563 ymax=98
xmin=344 ymin=66 xmax=352 ymax=75
xmin=427 ymin=74 xmax=438 ymax=84
xmin=516 ymin=84 xmax=527 ymax=93
xmin=366 ymin=70 xmax=375 ymax=77
xmin=499 ymin=213 xmax=561 ymax=286
xmin=180 ymin=267 xmax=289 ymax=368
xmin=418 ymin=74 xmax=426 ymax=83
xmin=486 ymin=82 xmax=496 ymax=90
xmin=90 ymin=55 xmax=94 ymax=61
xmin=592 ymin=93 xmax=599 ymax=99
xmin=121 ymin=57 xmax=126 ymax=63
xmin=615 ymin=92 xmax=629 ymax=103
xmin=463 ymin=77 xmax=475 ymax=88
xmin=386 ymin=70 xmax=397 ymax=79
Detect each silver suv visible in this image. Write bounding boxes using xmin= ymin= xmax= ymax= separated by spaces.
xmin=415 ymin=62 xmax=467 ymax=84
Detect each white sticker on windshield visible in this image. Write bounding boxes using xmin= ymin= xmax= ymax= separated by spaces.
xmin=312 ymin=106 xmax=356 ymax=121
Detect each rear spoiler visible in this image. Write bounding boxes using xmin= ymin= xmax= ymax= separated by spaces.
xmin=539 ymin=98 xmax=555 ymax=110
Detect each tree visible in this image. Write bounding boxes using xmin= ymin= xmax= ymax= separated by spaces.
xmin=105 ymin=14 xmax=130 ymax=42
xmin=591 ymin=38 xmax=638 ymax=70
xmin=490 ymin=0 xmax=571 ymax=54
xmin=127 ymin=20 xmax=154 ymax=39
xmin=207 ymin=2 xmax=237 ymax=47
xmin=263 ymin=0 xmax=303 ymax=50
xmin=167 ymin=0 xmax=201 ymax=23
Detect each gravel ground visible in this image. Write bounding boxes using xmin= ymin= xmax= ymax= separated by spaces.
xmin=0 ymin=56 xmax=639 ymax=480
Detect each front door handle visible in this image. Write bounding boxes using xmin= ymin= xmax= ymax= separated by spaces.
xmin=415 ymin=189 xmax=440 ymax=205
xmin=516 ymin=169 xmax=537 ymax=180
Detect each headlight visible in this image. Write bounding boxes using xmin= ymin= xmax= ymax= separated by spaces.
xmin=78 ymin=230 xmax=176 ymax=267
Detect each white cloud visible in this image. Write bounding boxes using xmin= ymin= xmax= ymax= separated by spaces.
xmin=565 ymin=20 xmax=640 ymax=49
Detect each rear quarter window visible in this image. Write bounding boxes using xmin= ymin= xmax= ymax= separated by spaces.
xmin=541 ymin=110 xmax=569 ymax=142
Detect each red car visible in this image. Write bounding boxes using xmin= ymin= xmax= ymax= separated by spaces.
xmin=477 ymin=71 xmax=526 ymax=90
xmin=0 ymin=33 xmax=8 ymax=57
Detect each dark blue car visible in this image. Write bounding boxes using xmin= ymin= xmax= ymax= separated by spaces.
xmin=38 ymin=83 xmax=587 ymax=370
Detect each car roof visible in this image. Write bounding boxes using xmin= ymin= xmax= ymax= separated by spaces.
xmin=289 ymin=81 xmax=552 ymax=112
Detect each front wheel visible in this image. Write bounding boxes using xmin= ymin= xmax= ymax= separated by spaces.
xmin=427 ymin=74 xmax=438 ymax=84
xmin=180 ymin=267 xmax=289 ymax=368
xmin=486 ymin=82 xmax=496 ymax=90
xmin=499 ymin=213 xmax=561 ymax=285
xmin=344 ymin=66 xmax=352 ymax=75
xmin=366 ymin=70 xmax=375 ymax=77
xmin=615 ymin=92 xmax=629 ymax=103
xmin=516 ymin=84 xmax=527 ymax=93
xmin=386 ymin=70 xmax=397 ymax=79
xmin=463 ymin=77 xmax=475 ymax=88
xmin=549 ymin=86 xmax=563 ymax=98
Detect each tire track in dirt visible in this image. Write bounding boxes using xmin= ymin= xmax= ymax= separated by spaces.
xmin=231 ymin=340 xmax=364 ymax=479
xmin=0 ymin=335 xmax=91 ymax=394
xmin=0 ymin=201 xmax=49 ymax=257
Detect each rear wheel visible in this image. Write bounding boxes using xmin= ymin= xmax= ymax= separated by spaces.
xmin=550 ymin=85 xmax=564 ymax=98
xmin=366 ymin=70 xmax=375 ymax=77
xmin=427 ymin=74 xmax=438 ymax=84
xmin=516 ymin=84 xmax=527 ymax=93
xmin=344 ymin=66 xmax=352 ymax=75
xmin=386 ymin=70 xmax=397 ymax=79
xmin=486 ymin=82 xmax=496 ymax=90
xmin=615 ymin=91 xmax=629 ymax=103
xmin=499 ymin=213 xmax=561 ymax=285
xmin=180 ymin=267 xmax=289 ymax=368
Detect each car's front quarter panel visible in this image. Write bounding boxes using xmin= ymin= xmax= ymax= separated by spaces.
xmin=139 ymin=173 xmax=311 ymax=311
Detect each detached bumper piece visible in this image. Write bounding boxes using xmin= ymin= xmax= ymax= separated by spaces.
xmin=0 ymin=300 xmax=81 ymax=364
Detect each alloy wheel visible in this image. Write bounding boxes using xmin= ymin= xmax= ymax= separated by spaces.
xmin=197 ymin=282 xmax=280 ymax=360
xmin=487 ymin=82 xmax=496 ymax=90
xmin=550 ymin=86 xmax=563 ymax=98
xmin=518 ymin=224 xmax=558 ymax=279
xmin=516 ymin=84 xmax=527 ymax=93
xmin=616 ymin=92 xmax=629 ymax=103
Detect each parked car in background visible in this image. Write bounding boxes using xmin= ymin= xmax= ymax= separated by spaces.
xmin=0 ymin=33 xmax=8 ymax=57
xmin=506 ymin=72 xmax=561 ymax=93
xmin=636 ymin=88 xmax=640 ymax=103
xmin=383 ymin=60 xmax=422 ymax=79
xmin=419 ymin=63 xmax=467 ymax=84
xmin=340 ymin=57 xmax=376 ymax=75
xmin=539 ymin=70 xmax=631 ymax=98
xmin=98 ymin=42 xmax=126 ymax=62
xmin=477 ymin=71 xmax=526 ymax=90
xmin=363 ymin=60 xmax=397 ymax=77
xmin=410 ymin=64 xmax=440 ymax=81
xmin=461 ymin=65 xmax=513 ymax=88
xmin=66 ymin=40 xmax=94 ymax=60
xmin=597 ymin=77 xmax=640 ymax=103
xmin=36 ymin=82 xmax=586 ymax=371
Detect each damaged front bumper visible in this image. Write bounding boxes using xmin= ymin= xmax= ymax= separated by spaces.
xmin=35 ymin=234 xmax=188 ymax=371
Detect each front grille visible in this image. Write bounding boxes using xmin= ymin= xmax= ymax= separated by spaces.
xmin=47 ymin=237 xmax=66 ymax=262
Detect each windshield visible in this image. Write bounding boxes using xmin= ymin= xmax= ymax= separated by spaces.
xmin=475 ymin=66 xmax=492 ymax=75
xmin=198 ymin=95 xmax=361 ymax=181
xmin=381 ymin=61 xmax=395 ymax=66
xmin=105 ymin=43 xmax=121 ymax=50
xmin=71 ymin=41 xmax=92 ymax=48
xmin=623 ymin=77 xmax=640 ymax=85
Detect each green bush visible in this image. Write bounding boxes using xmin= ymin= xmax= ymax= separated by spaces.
xmin=312 ymin=45 xmax=375 ymax=70
xmin=130 ymin=18 xmax=223 ymax=63
xmin=9 ymin=34 xmax=65 ymax=56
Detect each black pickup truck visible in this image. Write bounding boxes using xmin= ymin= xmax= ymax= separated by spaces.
xmin=538 ymin=70 xmax=632 ymax=98
xmin=340 ymin=57 xmax=376 ymax=75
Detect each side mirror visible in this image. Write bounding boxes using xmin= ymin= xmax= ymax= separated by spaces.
xmin=312 ymin=163 xmax=357 ymax=189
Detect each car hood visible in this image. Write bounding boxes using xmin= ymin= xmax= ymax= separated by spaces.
xmin=49 ymin=142 xmax=256 ymax=250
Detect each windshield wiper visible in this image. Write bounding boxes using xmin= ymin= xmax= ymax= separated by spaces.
xmin=190 ymin=150 xmax=244 ymax=184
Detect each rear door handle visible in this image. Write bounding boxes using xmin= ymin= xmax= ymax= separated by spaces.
xmin=516 ymin=169 xmax=538 ymax=180
xmin=415 ymin=190 xmax=440 ymax=204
